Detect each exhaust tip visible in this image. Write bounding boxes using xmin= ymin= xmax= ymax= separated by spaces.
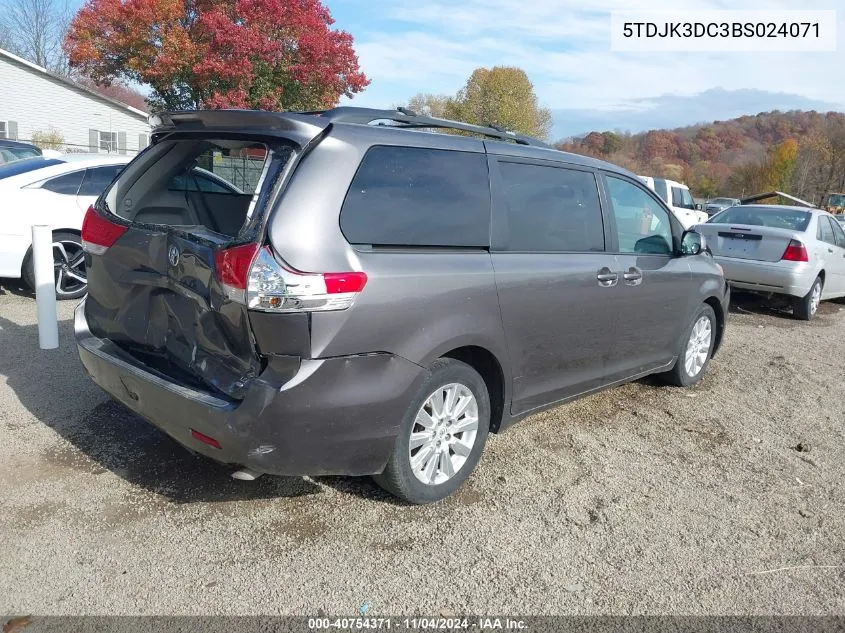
xmin=231 ymin=468 xmax=262 ymax=481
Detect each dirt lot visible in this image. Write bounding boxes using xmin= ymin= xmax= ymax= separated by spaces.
xmin=0 ymin=281 xmax=843 ymax=616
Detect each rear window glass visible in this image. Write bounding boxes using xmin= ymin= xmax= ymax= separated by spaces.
xmin=0 ymin=157 xmax=64 ymax=179
xmin=715 ymin=206 xmax=811 ymax=231
xmin=105 ymin=139 xmax=279 ymax=239
xmin=653 ymin=179 xmax=669 ymax=203
xmin=340 ymin=146 xmax=491 ymax=247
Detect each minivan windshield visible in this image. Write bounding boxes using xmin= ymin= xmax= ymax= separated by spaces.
xmin=714 ymin=206 xmax=811 ymax=231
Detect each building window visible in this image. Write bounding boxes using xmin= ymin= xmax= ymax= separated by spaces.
xmin=99 ymin=131 xmax=117 ymax=152
xmin=0 ymin=122 xmax=6 ymax=139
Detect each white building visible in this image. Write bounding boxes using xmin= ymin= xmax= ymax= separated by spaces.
xmin=0 ymin=48 xmax=150 ymax=155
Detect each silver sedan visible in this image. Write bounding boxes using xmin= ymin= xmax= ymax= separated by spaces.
xmin=695 ymin=205 xmax=845 ymax=320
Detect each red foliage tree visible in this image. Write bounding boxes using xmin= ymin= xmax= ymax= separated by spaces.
xmin=581 ymin=131 xmax=605 ymax=155
xmin=640 ymin=130 xmax=682 ymax=162
xmin=64 ymin=0 xmax=369 ymax=112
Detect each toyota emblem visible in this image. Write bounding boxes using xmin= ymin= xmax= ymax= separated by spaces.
xmin=168 ymin=245 xmax=180 ymax=267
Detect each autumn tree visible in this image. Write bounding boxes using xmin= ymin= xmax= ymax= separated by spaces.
xmin=726 ymin=139 xmax=799 ymax=198
xmin=579 ymin=132 xmax=605 ymax=155
xmin=767 ymin=138 xmax=798 ymax=191
xmin=441 ymin=67 xmax=553 ymax=140
xmin=406 ymin=93 xmax=449 ymax=119
xmin=64 ymin=0 xmax=369 ymax=112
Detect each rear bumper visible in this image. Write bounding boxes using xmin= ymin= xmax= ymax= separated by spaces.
xmin=75 ymin=301 xmax=426 ymax=476
xmin=714 ymin=256 xmax=815 ymax=298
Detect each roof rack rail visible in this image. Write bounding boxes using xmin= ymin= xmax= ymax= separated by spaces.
xmin=299 ymin=107 xmax=551 ymax=148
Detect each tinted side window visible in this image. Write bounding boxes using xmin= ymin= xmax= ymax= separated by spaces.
xmin=41 ymin=170 xmax=84 ymax=195
xmin=830 ymin=217 xmax=845 ymax=248
xmin=79 ymin=165 xmax=124 ymax=196
xmin=340 ymin=146 xmax=490 ymax=247
xmin=606 ymin=176 xmax=674 ymax=255
xmin=497 ymin=162 xmax=604 ymax=252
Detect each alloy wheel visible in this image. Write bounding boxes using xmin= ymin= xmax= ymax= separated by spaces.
xmin=53 ymin=240 xmax=87 ymax=298
xmin=408 ymin=383 xmax=479 ymax=486
xmin=684 ymin=315 xmax=712 ymax=378
xmin=810 ymin=281 xmax=821 ymax=316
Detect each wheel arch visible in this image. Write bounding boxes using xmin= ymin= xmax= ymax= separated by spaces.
xmin=20 ymin=228 xmax=82 ymax=274
xmin=20 ymin=228 xmax=84 ymax=291
xmin=703 ymin=295 xmax=725 ymax=355
xmin=440 ymin=345 xmax=507 ymax=433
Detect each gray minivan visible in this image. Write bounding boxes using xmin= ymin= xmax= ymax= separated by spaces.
xmin=75 ymin=108 xmax=729 ymax=504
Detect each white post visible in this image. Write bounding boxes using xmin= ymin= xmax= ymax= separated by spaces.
xmin=32 ymin=225 xmax=59 ymax=350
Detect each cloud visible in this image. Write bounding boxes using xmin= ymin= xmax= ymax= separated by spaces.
xmin=337 ymin=0 xmax=845 ymax=135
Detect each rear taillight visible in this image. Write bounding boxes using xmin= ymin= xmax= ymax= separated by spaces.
xmin=81 ymin=205 xmax=128 ymax=255
xmin=214 ymin=245 xmax=367 ymax=312
xmin=782 ymin=239 xmax=809 ymax=262
xmin=214 ymin=242 xmax=260 ymax=299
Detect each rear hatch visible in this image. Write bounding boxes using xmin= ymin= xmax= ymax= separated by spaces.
xmin=696 ymin=206 xmax=812 ymax=262
xmin=83 ymin=111 xmax=328 ymax=400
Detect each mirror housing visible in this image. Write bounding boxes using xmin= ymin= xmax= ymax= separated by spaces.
xmin=681 ymin=230 xmax=705 ymax=256
xmin=695 ymin=203 xmax=704 ymax=211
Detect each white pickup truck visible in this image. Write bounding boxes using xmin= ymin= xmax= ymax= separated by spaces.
xmin=637 ymin=176 xmax=709 ymax=229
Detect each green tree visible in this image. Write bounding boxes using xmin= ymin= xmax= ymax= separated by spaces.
xmin=601 ymin=131 xmax=623 ymax=155
xmin=442 ymin=67 xmax=552 ymax=140
xmin=694 ymin=174 xmax=719 ymax=199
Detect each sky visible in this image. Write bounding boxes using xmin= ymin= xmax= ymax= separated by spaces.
xmin=60 ymin=0 xmax=844 ymax=140
xmin=325 ymin=0 xmax=844 ymax=140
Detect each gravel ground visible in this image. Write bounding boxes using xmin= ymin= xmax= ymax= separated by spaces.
xmin=0 ymin=280 xmax=844 ymax=616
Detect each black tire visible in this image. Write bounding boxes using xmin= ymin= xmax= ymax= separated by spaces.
xmin=662 ymin=303 xmax=717 ymax=387
xmin=792 ymin=276 xmax=822 ymax=321
xmin=22 ymin=231 xmax=87 ymax=300
xmin=373 ymin=358 xmax=490 ymax=504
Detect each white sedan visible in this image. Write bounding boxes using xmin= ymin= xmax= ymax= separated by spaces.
xmin=0 ymin=154 xmax=241 ymax=299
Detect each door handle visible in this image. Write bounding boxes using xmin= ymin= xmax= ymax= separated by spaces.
xmin=596 ymin=267 xmax=618 ymax=287
xmin=623 ymin=267 xmax=643 ymax=286
xmin=828 ymin=248 xmax=834 ymax=253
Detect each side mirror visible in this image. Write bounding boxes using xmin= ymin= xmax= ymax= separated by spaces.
xmin=695 ymin=203 xmax=703 ymax=211
xmin=681 ymin=230 xmax=705 ymax=256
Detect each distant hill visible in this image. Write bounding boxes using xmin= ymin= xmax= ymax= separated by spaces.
xmin=555 ymin=110 xmax=845 ymax=203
